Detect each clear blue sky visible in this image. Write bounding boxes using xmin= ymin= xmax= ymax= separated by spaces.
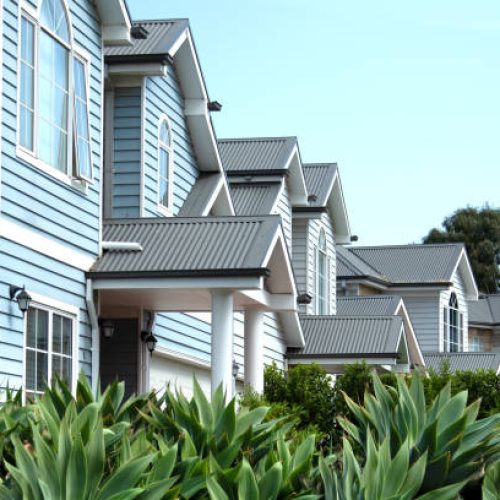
xmin=128 ymin=0 xmax=500 ymax=245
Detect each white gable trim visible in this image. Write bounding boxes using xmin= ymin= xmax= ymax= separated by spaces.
xmin=329 ymin=170 xmax=351 ymax=244
xmin=395 ymin=299 xmax=425 ymax=366
xmin=284 ymin=145 xmax=308 ymax=207
xmin=452 ymin=248 xmax=479 ymax=301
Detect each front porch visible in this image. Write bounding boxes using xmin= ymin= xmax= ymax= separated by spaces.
xmin=86 ymin=216 xmax=304 ymax=398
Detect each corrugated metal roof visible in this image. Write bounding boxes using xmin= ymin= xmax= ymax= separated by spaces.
xmin=424 ymin=352 xmax=500 ymax=373
xmin=218 ymin=137 xmax=296 ymax=173
xmin=179 ymin=174 xmax=220 ymax=216
xmin=291 ymin=316 xmax=403 ymax=357
xmin=88 ymin=216 xmax=280 ymax=277
xmin=104 ymin=19 xmax=189 ymax=58
xmin=337 ymin=296 xmax=401 ymax=316
xmin=229 ymin=182 xmax=282 ymax=215
xmin=349 ymin=244 xmax=464 ymax=284
xmin=468 ymin=294 xmax=500 ymax=325
xmin=336 ymin=245 xmax=386 ymax=281
xmin=302 ymin=163 xmax=337 ymax=207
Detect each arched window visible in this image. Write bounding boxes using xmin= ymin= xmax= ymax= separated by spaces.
xmin=444 ymin=293 xmax=463 ymax=352
xmin=18 ymin=0 xmax=93 ymax=180
xmin=316 ymin=229 xmax=329 ymax=314
xmin=158 ymin=116 xmax=173 ymax=211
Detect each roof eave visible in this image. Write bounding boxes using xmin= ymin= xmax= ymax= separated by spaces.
xmin=96 ymin=0 xmax=132 ymax=46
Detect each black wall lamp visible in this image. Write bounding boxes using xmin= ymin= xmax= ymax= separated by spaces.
xmin=100 ymin=319 xmax=115 ymax=339
xmin=141 ymin=330 xmax=158 ymax=354
xmin=9 ymin=285 xmax=32 ymax=314
xmin=232 ymin=359 xmax=240 ymax=379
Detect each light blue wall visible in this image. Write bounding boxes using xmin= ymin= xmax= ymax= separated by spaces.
xmin=112 ymin=86 xmax=142 ymax=218
xmin=0 ymin=0 xmax=102 ymax=391
xmin=143 ymin=67 xmax=199 ymax=216
xmin=1 ymin=0 xmax=102 ymax=258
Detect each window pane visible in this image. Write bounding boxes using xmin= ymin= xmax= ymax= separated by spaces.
xmin=62 ymin=317 xmax=72 ymax=355
xmin=159 ymin=148 xmax=169 ymax=178
xmin=25 ymin=349 xmax=36 ymax=390
xmin=41 ymin=0 xmax=69 ymax=43
xmin=26 ymin=309 xmax=37 ymax=348
xmin=159 ymin=177 xmax=168 ymax=207
xmin=20 ymin=64 xmax=34 ymax=108
xmin=20 ymin=18 xmax=35 ymax=150
xmin=160 ymin=121 xmax=170 ymax=144
xmin=21 ymin=18 xmax=34 ymax=64
xmin=52 ymin=314 xmax=62 ymax=353
xmin=62 ymin=356 xmax=72 ymax=385
xmin=20 ymin=107 xmax=34 ymax=150
xmin=36 ymin=309 xmax=49 ymax=350
xmin=37 ymin=351 xmax=48 ymax=390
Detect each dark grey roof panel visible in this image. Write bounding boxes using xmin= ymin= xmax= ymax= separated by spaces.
xmin=424 ymin=352 xmax=500 ymax=373
xmin=218 ymin=137 xmax=296 ymax=173
xmin=179 ymin=174 xmax=220 ymax=216
xmin=229 ymin=182 xmax=282 ymax=216
xmin=468 ymin=295 xmax=500 ymax=325
xmin=336 ymin=245 xmax=385 ymax=281
xmin=293 ymin=316 xmax=403 ymax=356
xmin=104 ymin=20 xmax=189 ymax=58
xmin=303 ymin=163 xmax=337 ymax=207
xmin=89 ymin=216 xmax=280 ymax=276
xmin=350 ymin=244 xmax=464 ymax=284
xmin=337 ymin=296 xmax=401 ymax=316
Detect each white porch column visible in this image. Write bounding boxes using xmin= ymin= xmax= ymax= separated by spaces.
xmin=211 ymin=290 xmax=234 ymax=397
xmin=244 ymin=309 xmax=265 ymax=393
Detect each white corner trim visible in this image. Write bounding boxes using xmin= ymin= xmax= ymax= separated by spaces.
xmin=85 ymin=279 xmax=100 ymax=394
xmin=0 ymin=218 xmax=96 ymax=270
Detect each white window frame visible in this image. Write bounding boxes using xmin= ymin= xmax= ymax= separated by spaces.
xmin=16 ymin=0 xmax=93 ymax=188
xmin=316 ymin=228 xmax=329 ymax=315
xmin=443 ymin=292 xmax=463 ymax=352
xmin=157 ymin=113 xmax=174 ymax=215
xmin=22 ymin=293 xmax=79 ymax=403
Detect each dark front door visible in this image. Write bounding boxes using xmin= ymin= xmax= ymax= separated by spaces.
xmin=100 ymin=319 xmax=139 ymax=398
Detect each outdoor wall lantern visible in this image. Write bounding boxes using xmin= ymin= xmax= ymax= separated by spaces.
xmin=9 ymin=285 xmax=32 ymax=314
xmin=141 ymin=331 xmax=158 ymax=354
xmin=100 ymin=320 xmax=115 ymax=339
xmin=232 ymin=359 xmax=240 ymax=379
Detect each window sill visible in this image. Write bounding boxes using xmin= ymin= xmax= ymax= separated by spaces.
xmin=16 ymin=147 xmax=89 ymax=194
xmin=157 ymin=204 xmax=173 ymax=217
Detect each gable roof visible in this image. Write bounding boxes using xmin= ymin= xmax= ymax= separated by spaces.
xmin=336 ymin=245 xmax=386 ymax=282
xmin=302 ymin=163 xmax=337 ymax=208
xmin=337 ymin=295 xmax=402 ymax=316
xmin=349 ymin=244 xmax=465 ymax=285
xmin=104 ymin=19 xmax=189 ymax=60
xmin=229 ymin=182 xmax=282 ymax=216
xmin=178 ymin=174 xmax=222 ymax=216
xmin=218 ymin=137 xmax=297 ymax=174
xmin=290 ymin=315 xmax=403 ymax=358
xmin=88 ymin=216 xmax=281 ymax=278
xmin=424 ymin=352 xmax=500 ymax=374
xmin=468 ymin=294 xmax=500 ymax=326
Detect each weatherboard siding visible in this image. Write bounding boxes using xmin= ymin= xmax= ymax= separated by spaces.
xmin=112 ymin=86 xmax=142 ymax=218
xmin=274 ymin=180 xmax=292 ymax=252
xmin=142 ymin=69 xmax=199 ymax=217
xmin=0 ymin=238 xmax=92 ymax=392
xmin=2 ymin=0 xmax=102 ymax=258
xmin=399 ymin=294 xmax=441 ymax=352
xmin=0 ymin=0 xmax=102 ymax=392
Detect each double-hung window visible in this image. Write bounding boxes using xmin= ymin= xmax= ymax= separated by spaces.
xmin=25 ymin=305 xmax=75 ymax=400
xmin=158 ymin=116 xmax=174 ymax=212
xmin=443 ymin=293 xmax=463 ymax=352
xmin=316 ymin=229 xmax=329 ymax=315
xmin=18 ymin=0 xmax=93 ymax=181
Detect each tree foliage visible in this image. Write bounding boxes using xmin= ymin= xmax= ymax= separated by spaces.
xmin=422 ymin=205 xmax=500 ymax=292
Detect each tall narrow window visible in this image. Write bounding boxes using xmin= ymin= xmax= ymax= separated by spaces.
xmin=18 ymin=0 xmax=93 ymax=181
xmin=158 ymin=117 xmax=173 ymax=211
xmin=316 ymin=229 xmax=329 ymax=314
xmin=25 ymin=305 xmax=74 ymax=400
xmin=444 ymin=293 xmax=462 ymax=352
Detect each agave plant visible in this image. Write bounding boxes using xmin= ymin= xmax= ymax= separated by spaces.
xmin=337 ymin=373 xmax=500 ymax=494
xmin=483 ymin=461 xmax=500 ymax=500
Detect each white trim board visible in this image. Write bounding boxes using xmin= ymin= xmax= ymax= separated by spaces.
xmin=0 ymin=218 xmax=96 ymax=271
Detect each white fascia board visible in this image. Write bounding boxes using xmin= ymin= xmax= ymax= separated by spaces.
xmin=279 ymin=311 xmax=305 ymax=347
xmin=91 ymin=276 xmax=263 ymax=291
xmin=453 ymin=248 xmax=479 ymax=301
xmin=328 ymin=171 xmax=351 ymax=244
xmin=285 ymin=146 xmax=308 ymax=206
xmin=95 ymin=0 xmax=132 ymax=46
xmin=388 ymin=286 xmax=445 ymax=296
xmin=395 ymin=300 xmax=425 ymax=366
xmin=0 ymin=218 xmax=96 ymax=271
xmin=107 ymin=63 xmax=167 ymax=77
